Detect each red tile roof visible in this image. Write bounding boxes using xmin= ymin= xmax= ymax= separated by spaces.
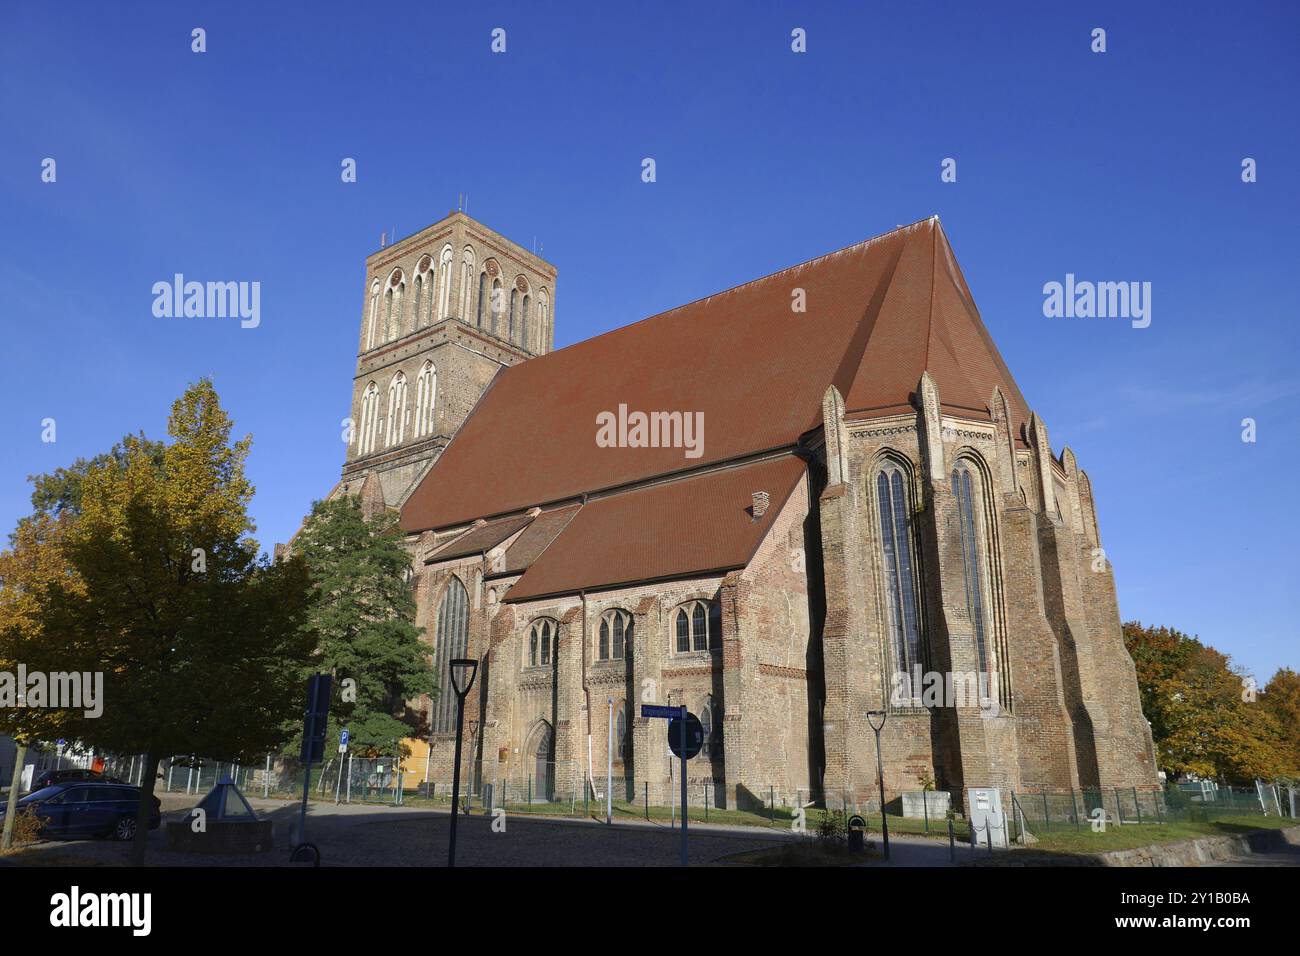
xmin=424 ymin=514 xmax=533 ymax=564
xmin=502 ymin=456 xmax=806 ymax=603
xmin=402 ymin=217 xmax=1030 ymax=534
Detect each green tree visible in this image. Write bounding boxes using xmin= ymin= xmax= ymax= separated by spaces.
xmin=0 ymin=514 xmax=85 ymax=849
xmin=1123 ymin=621 xmax=1290 ymax=783
xmin=26 ymin=433 xmax=166 ymax=519
xmin=1262 ymin=668 xmax=1300 ymax=778
xmin=29 ymin=380 xmax=316 ymax=864
xmin=289 ymin=497 xmax=434 ymax=758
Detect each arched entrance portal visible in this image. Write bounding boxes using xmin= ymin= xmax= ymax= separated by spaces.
xmin=527 ymin=722 xmax=554 ymax=803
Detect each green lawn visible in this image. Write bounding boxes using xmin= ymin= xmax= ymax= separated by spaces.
xmin=1021 ymin=813 xmax=1294 ymax=855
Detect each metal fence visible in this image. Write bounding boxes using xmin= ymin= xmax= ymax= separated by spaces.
xmin=25 ymin=747 xmax=1300 ymax=840
xmin=1008 ymin=782 xmax=1299 ymax=840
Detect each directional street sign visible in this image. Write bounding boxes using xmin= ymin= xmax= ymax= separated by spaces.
xmin=641 ymin=704 xmax=684 ymax=720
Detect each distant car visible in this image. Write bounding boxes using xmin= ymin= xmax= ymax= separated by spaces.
xmin=0 ymin=782 xmax=160 ymax=841
xmin=25 ymin=768 xmax=123 ymax=793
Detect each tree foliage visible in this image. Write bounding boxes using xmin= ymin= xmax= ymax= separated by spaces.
xmin=1123 ymin=621 xmax=1295 ymax=783
xmin=9 ymin=379 xmax=317 ymax=863
xmin=289 ymin=496 xmax=433 ymax=757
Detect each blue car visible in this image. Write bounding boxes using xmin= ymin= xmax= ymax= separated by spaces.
xmin=0 ymin=782 xmax=161 ymax=841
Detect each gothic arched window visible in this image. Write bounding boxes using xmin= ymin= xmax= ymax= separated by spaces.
xmin=415 ymin=256 xmax=433 ymax=327
xmin=385 ymin=371 xmax=407 ymax=447
xmin=476 ymin=271 xmax=487 ymax=327
xmin=520 ymin=293 xmax=531 ymax=350
xmin=414 ymin=361 xmax=437 ymax=438
xmin=366 ymin=280 xmax=381 ymax=350
xmin=382 ymin=269 xmax=405 ymax=342
xmin=431 ymin=577 xmax=469 ymax=733
xmin=357 ymin=381 xmax=380 ymax=455
xmin=615 ymin=701 xmax=628 ymax=761
xmin=459 ymin=247 xmax=476 ymax=319
xmin=490 ymin=277 xmax=503 ymax=334
xmin=437 ymin=245 xmax=454 ymax=321
xmin=528 ymin=618 xmax=556 ymax=668
xmin=673 ymin=600 xmax=720 ymax=654
xmin=700 ymin=694 xmax=722 ymax=757
xmin=954 ymin=459 xmax=992 ymax=679
xmin=538 ymin=289 xmax=550 ymax=351
xmin=509 ymin=287 xmax=519 ymax=342
xmin=598 ymin=609 xmax=632 ymax=661
xmin=875 ymin=459 xmax=924 ymax=679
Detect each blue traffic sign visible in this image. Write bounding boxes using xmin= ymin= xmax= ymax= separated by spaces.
xmin=340 ymin=729 xmax=350 ymax=746
xmin=668 ymin=713 xmax=704 ymax=760
xmin=641 ymin=704 xmax=685 ymax=720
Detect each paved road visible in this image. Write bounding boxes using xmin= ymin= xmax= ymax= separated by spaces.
xmin=5 ymin=793 xmax=978 ymax=867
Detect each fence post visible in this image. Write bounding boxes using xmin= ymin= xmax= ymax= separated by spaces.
xmin=1133 ymin=787 xmax=1142 ymax=824
xmin=923 ymin=790 xmax=929 ymax=833
xmin=1070 ymin=789 xmax=1080 ymax=830
xmin=948 ymin=818 xmax=955 ymax=863
xmin=1042 ymin=791 xmax=1050 ymax=832
xmin=263 ymin=754 xmax=271 ymax=798
xmin=1114 ymin=787 xmax=1123 ymax=825
xmin=769 ymin=785 xmax=774 ymax=827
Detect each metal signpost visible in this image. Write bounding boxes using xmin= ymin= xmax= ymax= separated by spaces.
xmin=334 ymin=729 xmax=349 ymax=804
xmin=296 ymin=673 xmax=332 ymax=855
xmin=642 ymin=704 xmax=702 ymax=866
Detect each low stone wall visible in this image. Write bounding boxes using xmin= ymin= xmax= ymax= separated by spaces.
xmin=1098 ymin=824 xmax=1300 ymax=867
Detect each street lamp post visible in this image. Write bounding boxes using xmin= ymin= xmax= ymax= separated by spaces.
xmin=866 ymin=710 xmax=889 ymax=861
xmin=447 ymin=657 xmax=479 ymax=868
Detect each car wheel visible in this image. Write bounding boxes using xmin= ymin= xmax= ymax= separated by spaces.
xmin=114 ymin=816 xmax=137 ymax=841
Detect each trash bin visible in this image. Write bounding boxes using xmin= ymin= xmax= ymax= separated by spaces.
xmin=847 ymin=814 xmax=866 ymax=853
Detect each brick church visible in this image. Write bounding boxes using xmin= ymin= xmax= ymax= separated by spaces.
xmin=327 ymin=210 xmax=1159 ymax=810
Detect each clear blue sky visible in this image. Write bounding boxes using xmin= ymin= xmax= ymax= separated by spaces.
xmin=2 ymin=2 xmax=1296 ymax=681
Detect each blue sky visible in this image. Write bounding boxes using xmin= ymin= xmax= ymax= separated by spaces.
xmin=2 ymin=2 xmax=1296 ymax=681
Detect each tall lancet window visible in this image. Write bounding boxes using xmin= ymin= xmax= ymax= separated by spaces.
xmin=875 ymin=460 xmax=923 ymax=679
xmin=437 ymin=245 xmax=454 ymax=320
xmin=537 ymin=289 xmax=549 ymax=351
xmin=357 ymin=381 xmax=380 ymax=455
xmin=366 ymin=280 xmax=381 ymax=350
xmin=476 ymin=272 xmax=487 ymax=327
xmin=459 ymin=247 xmax=476 ymax=319
xmin=385 ymin=371 xmax=407 ymax=447
xmin=490 ymin=277 xmax=503 ymax=334
xmin=431 ymin=577 xmax=469 ymax=733
xmin=414 ymin=361 xmax=437 ymax=438
xmin=953 ymin=460 xmax=990 ymax=677
xmin=520 ymin=293 xmax=531 ymax=350
xmin=509 ymin=287 xmax=519 ymax=342
xmin=415 ymin=256 xmax=433 ymax=327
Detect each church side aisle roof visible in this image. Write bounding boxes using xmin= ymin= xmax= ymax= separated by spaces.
xmin=502 ymin=455 xmax=805 ymax=603
xmin=401 ymin=217 xmax=1031 ymax=534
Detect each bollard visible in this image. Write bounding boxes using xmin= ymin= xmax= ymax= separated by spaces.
xmin=645 ymin=781 xmax=649 ymax=821
xmin=987 ymin=825 xmax=993 ymax=855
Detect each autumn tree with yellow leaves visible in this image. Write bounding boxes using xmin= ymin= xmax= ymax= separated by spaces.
xmin=0 ymin=380 xmax=316 ymax=863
